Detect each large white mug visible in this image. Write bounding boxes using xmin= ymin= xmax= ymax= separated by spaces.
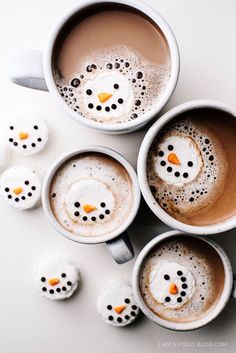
xmin=138 ymin=99 xmax=236 ymax=235
xmin=132 ymin=230 xmax=236 ymax=331
xmin=42 ymin=145 xmax=141 ymax=264
xmin=8 ymin=0 xmax=180 ymax=134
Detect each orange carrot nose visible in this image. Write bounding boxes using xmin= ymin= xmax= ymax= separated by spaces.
xmin=13 ymin=187 xmax=23 ymax=195
xmin=169 ymin=283 xmax=178 ymax=295
xmin=18 ymin=132 xmax=29 ymax=140
xmin=83 ymin=204 xmax=97 ymax=213
xmin=98 ymin=92 xmax=112 ymax=103
xmin=168 ymin=153 xmax=180 ymax=165
xmin=48 ymin=278 xmax=60 ymax=286
xmin=114 ymin=305 xmax=126 ymax=314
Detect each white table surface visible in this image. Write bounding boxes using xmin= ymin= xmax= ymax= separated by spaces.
xmin=0 ymin=0 xmax=236 ymax=352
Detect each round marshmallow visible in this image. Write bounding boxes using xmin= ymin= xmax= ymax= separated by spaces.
xmin=97 ymin=280 xmax=139 ymax=327
xmin=149 ymin=261 xmax=196 ymax=309
xmin=0 ymin=166 xmax=41 ymax=210
xmin=5 ymin=113 xmax=49 ymax=155
xmin=82 ymin=72 xmax=134 ymax=122
xmin=34 ymin=259 xmax=80 ymax=300
xmin=0 ymin=141 xmax=10 ymax=171
xmin=65 ymin=179 xmax=115 ymax=225
xmin=155 ymin=135 xmax=203 ymax=186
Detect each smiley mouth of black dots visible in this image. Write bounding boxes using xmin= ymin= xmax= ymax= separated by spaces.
xmin=106 ymin=298 xmax=138 ymax=323
xmin=40 ymin=273 xmax=73 ymax=294
xmin=4 ymin=180 xmax=37 ymax=202
xmin=163 ymin=270 xmax=188 ymax=304
xmin=56 ymin=58 xmax=146 ymax=121
xmin=8 ymin=125 xmax=42 ymax=150
xmin=72 ymin=201 xmax=110 ymax=221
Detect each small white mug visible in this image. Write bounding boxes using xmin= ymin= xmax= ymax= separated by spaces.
xmin=132 ymin=230 xmax=236 ymax=331
xmin=138 ymin=99 xmax=236 ymax=235
xmin=42 ymin=145 xmax=141 ymax=264
xmin=8 ymin=0 xmax=180 ymax=134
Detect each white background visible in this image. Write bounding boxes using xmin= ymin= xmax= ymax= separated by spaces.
xmin=0 ymin=0 xmax=236 ymax=352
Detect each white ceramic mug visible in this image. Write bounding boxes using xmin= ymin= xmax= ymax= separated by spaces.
xmin=8 ymin=0 xmax=180 ymax=134
xmin=132 ymin=229 xmax=236 ymax=331
xmin=42 ymin=145 xmax=141 ymax=264
xmin=138 ymin=99 xmax=236 ymax=235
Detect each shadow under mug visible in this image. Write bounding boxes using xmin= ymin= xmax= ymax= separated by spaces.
xmin=138 ymin=99 xmax=236 ymax=235
xmin=132 ymin=230 xmax=236 ymax=331
xmin=41 ymin=145 xmax=141 ymax=264
xmin=8 ymin=0 xmax=180 ymax=134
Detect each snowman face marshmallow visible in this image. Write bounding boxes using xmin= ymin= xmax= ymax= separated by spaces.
xmin=97 ymin=280 xmax=139 ymax=327
xmin=82 ymin=72 xmax=134 ymax=121
xmin=0 ymin=166 xmax=41 ymax=210
xmin=5 ymin=113 xmax=48 ymax=155
xmin=149 ymin=261 xmax=196 ymax=309
xmin=155 ymin=135 xmax=203 ymax=186
xmin=65 ymin=179 xmax=115 ymax=224
xmin=35 ymin=259 xmax=80 ymax=300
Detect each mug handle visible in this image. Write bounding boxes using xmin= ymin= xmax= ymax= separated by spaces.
xmin=231 ymin=274 xmax=236 ymax=299
xmin=8 ymin=50 xmax=48 ymax=91
xmin=106 ymin=231 xmax=134 ymax=264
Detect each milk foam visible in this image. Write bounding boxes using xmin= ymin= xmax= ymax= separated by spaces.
xmin=50 ymin=153 xmax=134 ymax=237
xmin=140 ymin=238 xmax=222 ymax=323
xmin=54 ymin=46 xmax=170 ymax=124
xmin=147 ymin=119 xmax=228 ymax=220
xmin=149 ymin=261 xmax=195 ymax=309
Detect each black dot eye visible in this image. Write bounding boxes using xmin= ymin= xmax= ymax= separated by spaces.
xmin=9 ymin=138 xmax=13 ymax=142
xmin=181 ymin=277 xmax=186 ymax=282
xmin=183 ymin=172 xmax=189 ymax=178
xmin=105 ymin=210 xmax=110 ymax=215
xmin=25 ymin=180 xmax=29 ymax=185
xmin=10 ymin=126 xmax=14 ymax=130
xmin=160 ymin=161 xmax=166 ymax=166
xmin=108 ymin=315 xmax=113 ymax=321
xmin=83 ymin=216 xmax=88 ymax=221
xmin=167 ymin=167 xmax=172 ymax=172
xmin=67 ymin=281 xmax=72 ymax=286
xmin=107 ymin=305 xmax=112 ymax=310
xmin=165 ymin=296 xmax=171 ymax=302
xmin=86 ymin=89 xmax=92 ymax=95
xmin=61 ymin=273 xmax=66 ymax=278
xmin=37 ymin=138 xmax=42 ymax=142
xmin=168 ymin=145 xmax=174 ymax=151
xmin=177 ymin=271 xmax=183 ymax=276
xmin=118 ymin=98 xmax=123 ymax=104
xmin=177 ymin=297 xmax=182 ymax=303
xmin=5 ymin=188 xmax=9 ymax=192
xmin=175 ymin=172 xmax=180 ymax=177
xmin=74 ymin=211 xmax=80 ymax=217
xmin=187 ymin=161 xmax=193 ymax=167
xmin=125 ymin=298 xmax=130 ymax=304
xmin=99 ymin=214 xmax=104 ymax=219
xmin=74 ymin=202 xmax=80 ymax=208
xmin=114 ymin=84 xmax=119 ymax=89
xmin=34 ymin=125 xmax=38 ymax=130
xmin=32 ymin=186 xmax=36 ymax=191
xmin=164 ymin=274 xmax=170 ymax=280
xmin=100 ymin=202 xmax=106 ymax=208
xmin=42 ymin=287 xmax=47 ymax=292
xmin=41 ymin=277 xmax=46 ymax=282
xmin=158 ymin=151 xmax=164 ymax=157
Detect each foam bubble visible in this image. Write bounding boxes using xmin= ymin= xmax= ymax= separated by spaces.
xmin=147 ymin=119 xmax=228 ymax=221
xmin=54 ymin=46 xmax=170 ymax=124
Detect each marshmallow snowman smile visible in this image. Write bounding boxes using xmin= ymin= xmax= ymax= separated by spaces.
xmin=149 ymin=261 xmax=196 ymax=309
xmin=65 ymin=179 xmax=115 ymax=224
xmin=82 ymin=72 xmax=134 ymax=121
xmin=155 ymin=135 xmax=203 ymax=186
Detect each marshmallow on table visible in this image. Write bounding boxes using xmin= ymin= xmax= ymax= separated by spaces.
xmin=0 ymin=166 xmax=41 ymax=210
xmin=97 ymin=280 xmax=139 ymax=327
xmin=4 ymin=112 xmax=49 ymax=155
xmin=0 ymin=141 xmax=10 ymax=171
xmin=34 ymin=259 xmax=80 ymax=300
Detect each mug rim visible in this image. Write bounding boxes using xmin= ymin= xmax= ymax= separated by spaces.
xmin=41 ymin=145 xmax=141 ymax=244
xmin=43 ymin=0 xmax=180 ymax=133
xmin=132 ymin=230 xmax=233 ymax=331
xmin=137 ymin=99 xmax=236 ymax=234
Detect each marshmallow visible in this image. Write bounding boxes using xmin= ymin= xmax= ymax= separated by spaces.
xmin=149 ymin=261 xmax=195 ymax=309
xmin=97 ymin=280 xmax=139 ymax=327
xmin=34 ymin=259 xmax=80 ymax=300
xmin=0 ymin=141 xmax=10 ymax=171
xmin=4 ymin=113 xmax=49 ymax=155
xmin=0 ymin=166 xmax=41 ymax=210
